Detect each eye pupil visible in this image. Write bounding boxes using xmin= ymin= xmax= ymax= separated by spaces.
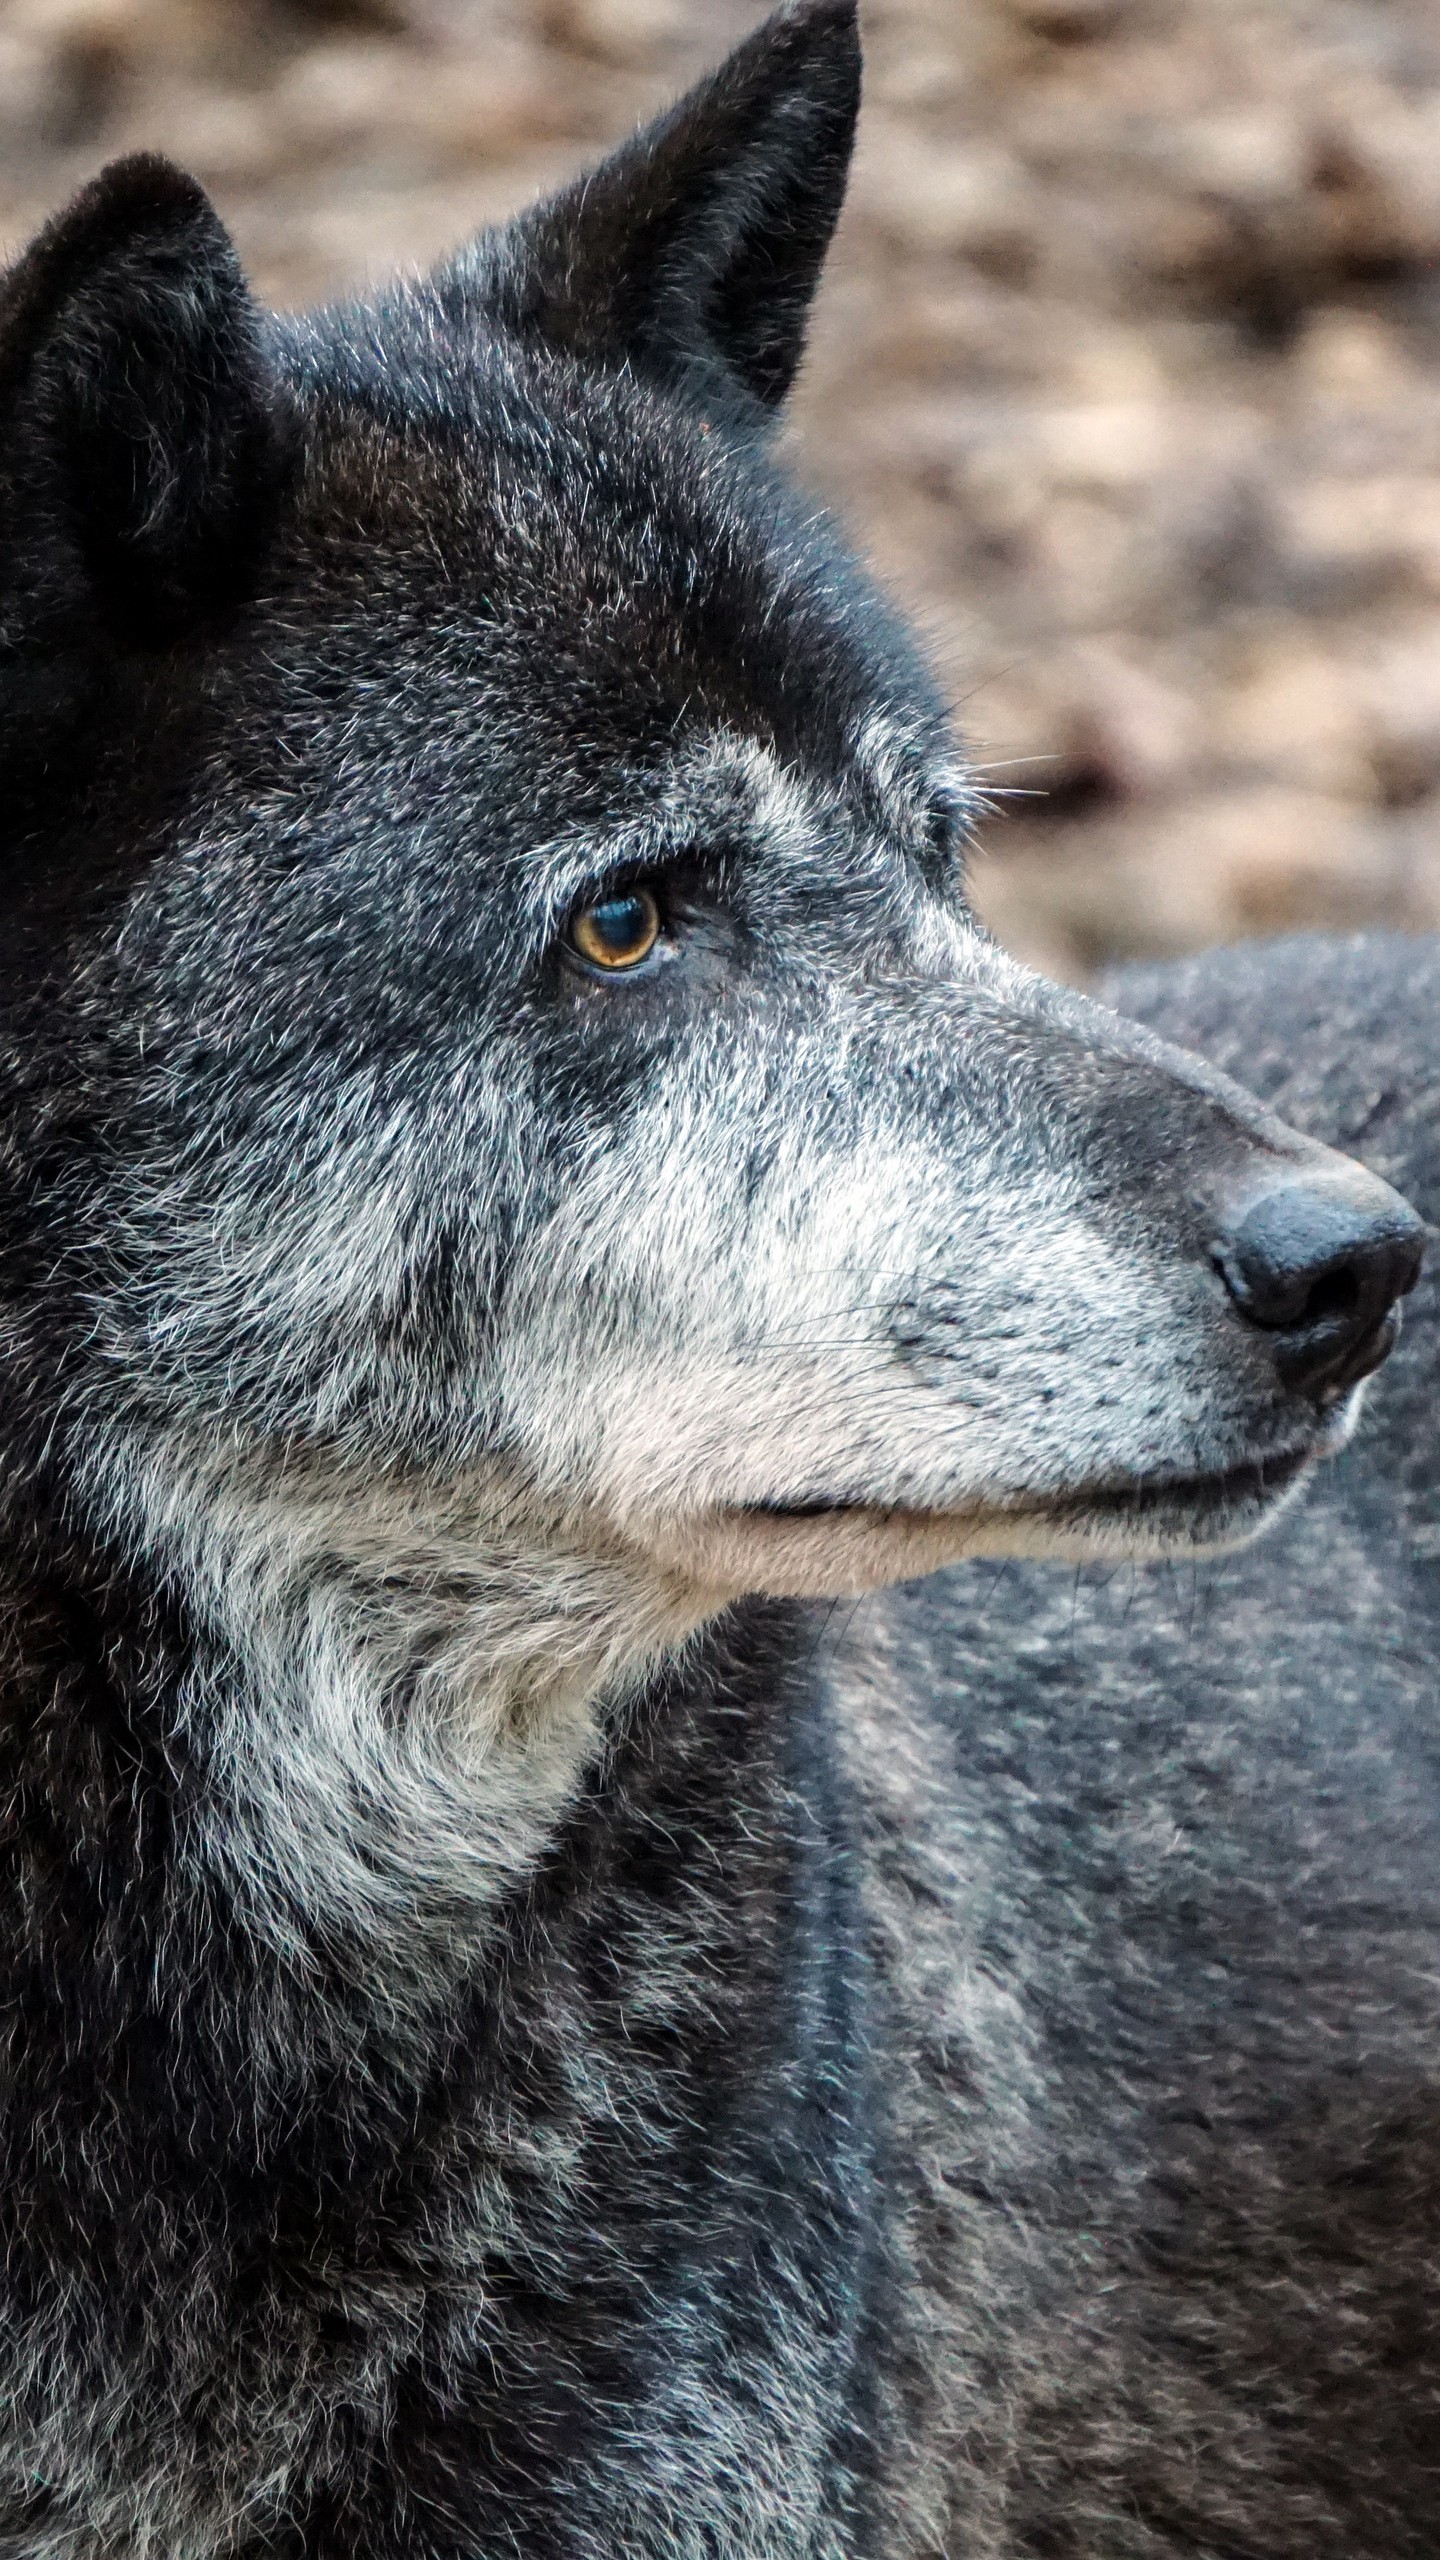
xmin=595 ymin=896 xmax=645 ymax=950
xmin=570 ymin=885 xmax=662 ymax=973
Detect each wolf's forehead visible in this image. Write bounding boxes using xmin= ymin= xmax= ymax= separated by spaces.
xmin=295 ymin=381 xmax=970 ymax=864
xmin=311 ymin=378 xmax=888 ymax=704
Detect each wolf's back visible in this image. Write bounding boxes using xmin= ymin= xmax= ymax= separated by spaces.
xmin=845 ymin=929 xmax=1440 ymax=2558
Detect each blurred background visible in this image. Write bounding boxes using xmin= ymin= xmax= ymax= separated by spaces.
xmin=2 ymin=0 xmax=1439 ymax=980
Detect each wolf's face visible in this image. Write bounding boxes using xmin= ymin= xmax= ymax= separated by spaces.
xmin=0 ymin=7 xmax=1421 ymax=1659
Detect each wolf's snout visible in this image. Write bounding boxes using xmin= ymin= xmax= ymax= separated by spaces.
xmin=1213 ymin=1174 xmax=1425 ymax=1397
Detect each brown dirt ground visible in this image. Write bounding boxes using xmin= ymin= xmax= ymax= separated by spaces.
xmin=3 ymin=0 xmax=1439 ymax=980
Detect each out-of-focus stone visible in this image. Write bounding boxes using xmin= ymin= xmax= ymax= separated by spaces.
xmin=1028 ymin=491 xmax=1151 ymax=628
xmin=1290 ymin=308 xmax=1415 ymax=411
xmin=146 ymin=88 xmax=281 ymax=186
xmin=859 ymin=128 xmax=1037 ymax=279
xmin=1358 ymin=625 xmax=1440 ymax=808
xmin=962 ymin=845 xmax=1089 ymax=982
xmin=269 ymin=40 xmax=564 ymax=162
xmin=406 ymin=58 xmax=572 ymax=157
xmin=999 ymin=0 xmax=1130 ymax=38
xmin=1280 ymin=475 xmax=1440 ymax=605
xmin=974 ymin=782 xmax=1411 ymax=981
xmin=6 ymin=0 xmax=154 ymax=145
xmin=9 ymin=0 xmax=152 ymax=42
xmin=870 ymin=46 xmax=963 ymax=112
xmin=1404 ymin=803 xmax=1440 ymax=927
xmin=0 ymin=33 xmax=55 ymax=135
xmin=1210 ymin=633 xmax=1372 ymax=798
xmin=849 ymin=286 xmax=1004 ymax=385
xmin=974 ymin=642 xmax=1196 ymax=810
xmin=1169 ymin=787 xmax=1400 ymax=937
xmin=968 ymin=815 xmax=1231 ymax=972
xmin=1306 ymin=102 xmax=1440 ymax=272
xmin=1173 ymin=109 xmax=1306 ymax=217
xmin=274 ymin=43 xmax=418 ymax=152
xmin=541 ymin=0 xmax=684 ymax=67
xmin=1061 ymin=640 xmax=1198 ymax=799
xmin=1034 ymin=398 xmax=1168 ymax=493
xmin=1060 ymin=328 xmax=1169 ymax=408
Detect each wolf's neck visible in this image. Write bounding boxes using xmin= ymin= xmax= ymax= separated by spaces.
xmin=72 ymin=1425 xmax=722 ymax=2005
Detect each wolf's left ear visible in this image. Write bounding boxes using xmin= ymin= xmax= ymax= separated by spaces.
xmin=450 ymin=0 xmax=860 ymax=416
xmin=0 ymin=154 xmax=286 ymax=648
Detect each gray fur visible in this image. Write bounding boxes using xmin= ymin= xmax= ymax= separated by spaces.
xmin=838 ymin=931 xmax=1440 ymax=2557
xmin=0 ymin=8 xmax=1433 ymax=2553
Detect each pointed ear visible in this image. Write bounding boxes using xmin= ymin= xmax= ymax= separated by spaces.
xmin=0 ymin=154 xmax=287 ymax=649
xmin=451 ymin=0 xmax=861 ymax=415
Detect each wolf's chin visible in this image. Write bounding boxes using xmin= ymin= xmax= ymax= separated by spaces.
xmin=660 ymin=1405 xmax=1362 ymax=1598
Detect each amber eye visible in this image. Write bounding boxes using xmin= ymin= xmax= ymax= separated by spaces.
xmin=568 ymin=885 xmax=662 ymax=974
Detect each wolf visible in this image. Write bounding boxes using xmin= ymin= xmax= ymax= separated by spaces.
xmin=0 ymin=1 xmax=1432 ymax=2552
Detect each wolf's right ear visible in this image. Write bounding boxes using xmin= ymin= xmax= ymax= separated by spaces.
xmin=0 ymin=154 xmax=287 ymax=663
xmin=446 ymin=0 xmax=861 ymax=417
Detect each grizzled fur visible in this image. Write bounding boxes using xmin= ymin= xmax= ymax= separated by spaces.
xmin=0 ymin=2 xmax=1433 ymax=2552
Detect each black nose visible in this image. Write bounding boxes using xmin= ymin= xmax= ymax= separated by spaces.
xmin=1214 ymin=1175 xmax=1425 ymax=1397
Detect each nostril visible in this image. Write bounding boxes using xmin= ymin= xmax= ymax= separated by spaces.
xmin=1296 ymin=1263 xmax=1359 ymax=1329
xmin=1213 ymin=1174 xmax=1425 ymax=1396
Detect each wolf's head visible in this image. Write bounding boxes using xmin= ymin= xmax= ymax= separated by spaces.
xmin=0 ymin=6 xmax=1421 ymax=1876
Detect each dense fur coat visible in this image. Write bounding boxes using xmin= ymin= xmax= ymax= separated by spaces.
xmin=847 ymin=934 xmax=1440 ymax=2558
xmin=0 ymin=2 xmax=1434 ymax=2552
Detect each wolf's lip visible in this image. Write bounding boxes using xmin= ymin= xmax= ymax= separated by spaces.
xmin=740 ymin=1440 xmax=1324 ymax=1528
xmin=1037 ymin=1440 xmax=1319 ymax=1524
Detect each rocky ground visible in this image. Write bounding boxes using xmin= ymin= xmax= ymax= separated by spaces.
xmin=3 ymin=0 xmax=1439 ymax=978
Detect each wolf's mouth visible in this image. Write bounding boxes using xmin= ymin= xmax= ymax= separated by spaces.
xmin=740 ymin=1438 xmax=1324 ymax=1531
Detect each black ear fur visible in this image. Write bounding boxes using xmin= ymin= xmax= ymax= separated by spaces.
xmin=457 ymin=0 xmax=861 ymax=415
xmin=0 ymin=154 xmax=286 ymax=652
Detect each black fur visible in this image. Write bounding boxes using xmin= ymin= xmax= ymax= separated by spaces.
xmin=0 ymin=2 xmax=1435 ymax=2551
xmin=0 ymin=153 xmax=290 ymax=988
xmin=476 ymin=0 xmax=861 ymax=414
xmin=0 ymin=155 xmax=286 ymax=645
